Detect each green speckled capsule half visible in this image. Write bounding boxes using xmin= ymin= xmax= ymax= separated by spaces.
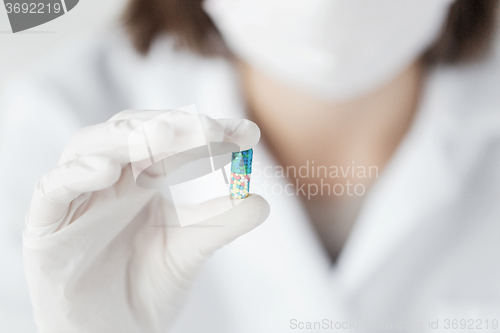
xmin=230 ymin=149 xmax=253 ymax=199
xmin=230 ymin=149 xmax=253 ymax=174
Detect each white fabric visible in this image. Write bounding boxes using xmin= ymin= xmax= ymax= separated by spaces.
xmin=203 ymin=0 xmax=454 ymax=101
xmin=1 ymin=25 xmax=500 ymax=332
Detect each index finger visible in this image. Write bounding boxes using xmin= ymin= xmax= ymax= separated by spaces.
xmin=58 ymin=109 xmax=260 ymax=166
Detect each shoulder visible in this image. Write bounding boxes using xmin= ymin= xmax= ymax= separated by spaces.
xmin=426 ymin=30 xmax=500 ymax=128
xmin=422 ymin=31 xmax=500 ymax=196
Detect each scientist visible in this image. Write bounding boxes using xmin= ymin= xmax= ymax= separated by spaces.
xmin=1 ymin=0 xmax=500 ymax=332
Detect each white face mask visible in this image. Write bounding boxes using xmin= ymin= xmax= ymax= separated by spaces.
xmin=203 ymin=0 xmax=454 ymax=101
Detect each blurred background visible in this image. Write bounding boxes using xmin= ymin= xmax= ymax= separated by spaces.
xmin=0 ymin=2 xmax=125 ymax=330
xmin=0 ymin=0 xmax=125 ymax=93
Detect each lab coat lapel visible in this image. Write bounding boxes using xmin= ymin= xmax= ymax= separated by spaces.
xmin=336 ymin=70 xmax=459 ymax=295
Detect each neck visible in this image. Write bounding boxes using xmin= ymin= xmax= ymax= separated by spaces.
xmin=239 ymin=60 xmax=423 ymax=189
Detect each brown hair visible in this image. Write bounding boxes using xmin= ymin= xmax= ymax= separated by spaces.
xmin=124 ymin=0 xmax=499 ymax=63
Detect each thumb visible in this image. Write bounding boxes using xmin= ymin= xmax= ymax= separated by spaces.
xmin=197 ymin=194 xmax=270 ymax=252
xmin=165 ymin=194 xmax=270 ymax=265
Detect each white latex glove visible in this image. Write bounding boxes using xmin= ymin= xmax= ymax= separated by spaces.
xmin=23 ymin=109 xmax=270 ymax=333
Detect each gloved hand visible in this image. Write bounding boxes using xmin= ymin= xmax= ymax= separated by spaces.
xmin=23 ymin=109 xmax=270 ymax=333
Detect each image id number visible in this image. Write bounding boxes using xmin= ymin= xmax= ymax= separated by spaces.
xmin=444 ymin=319 xmax=499 ymax=330
xmin=5 ymin=2 xmax=62 ymax=14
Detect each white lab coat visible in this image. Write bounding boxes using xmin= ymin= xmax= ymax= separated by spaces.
xmin=1 ymin=26 xmax=500 ymax=332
